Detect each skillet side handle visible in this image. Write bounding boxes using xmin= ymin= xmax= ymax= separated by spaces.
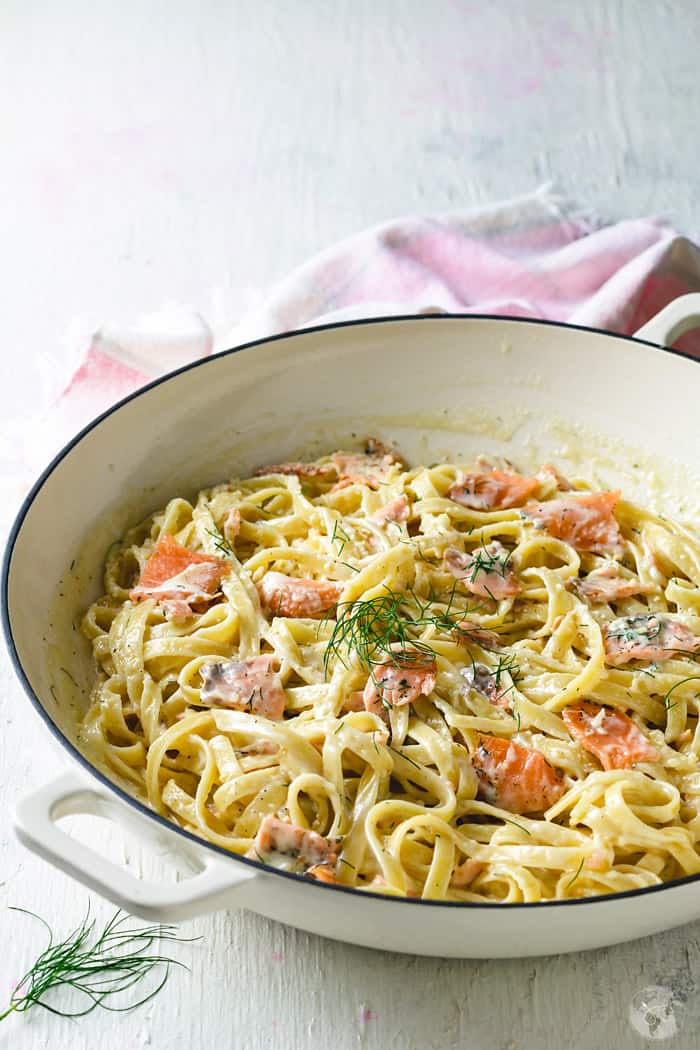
xmin=633 ymin=293 xmax=700 ymax=346
xmin=14 ymin=769 xmax=258 ymax=922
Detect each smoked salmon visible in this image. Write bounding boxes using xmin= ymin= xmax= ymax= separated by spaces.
xmin=372 ymin=495 xmax=410 ymax=525
xmin=254 ymin=461 xmax=332 ymax=478
xmin=130 ymin=534 xmax=227 ymax=620
xmin=339 ymin=690 xmax=366 ymax=714
xmin=461 ymin=662 xmax=510 ymax=708
xmin=454 ymin=620 xmax=503 ymax=649
xmin=522 ymin=491 xmax=623 ymax=555
xmin=473 ymin=734 xmax=564 ymax=814
xmin=603 ymin=615 xmax=700 ymax=666
xmin=572 ymin=564 xmax=649 ymax=603
xmin=448 ymin=469 xmax=538 ymax=511
xmin=562 ymin=700 xmax=659 ymax=770
xmin=445 ymin=541 xmax=520 ymax=600
xmin=258 ymin=572 xmax=343 ymax=618
xmin=223 ymin=507 xmax=241 ymax=541
xmin=332 ymin=438 xmax=403 ymax=490
xmin=246 ymin=816 xmax=339 ymax=873
xmin=306 ymin=864 xmax=338 ymax=884
xmin=450 ymin=858 xmax=484 ymax=888
xmin=199 ymin=655 xmax=286 ymax=720
xmin=363 ymin=651 xmax=437 ymax=715
xmin=537 ymin=463 xmax=573 ymax=491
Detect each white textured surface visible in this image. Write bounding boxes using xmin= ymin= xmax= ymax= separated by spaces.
xmin=2 ymin=2 xmax=700 ymax=1047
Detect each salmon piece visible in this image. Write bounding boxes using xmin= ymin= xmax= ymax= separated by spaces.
xmin=363 ymin=651 xmax=437 ymax=715
xmin=454 ymin=620 xmax=502 ymax=649
xmin=246 ymin=816 xmax=339 ymax=873
xmin=461 ymin=662 xmax=511 ymax=709
xmin=585 ymin=850 xmax=610 ymax=872
xmin=131 ymin=534 xmax=227 ymax=617
xmin=448 ymin=470 xmax=538 ymax=511
xmin=372 ymin=495 xmax=410 ymax=525
xmin=365 ymin=436 xmax=403 ymax=461
xmin=603 ymin=615 xmax=700 ymax=666
xmin=237 ymin=740 xmax=279 ymax=756
xmin=159 ymin=597 xmax=197 ymax=622
xmin=562 ymin=701 xmax=659 ymax=769
xmin=199 ymin=655 xmax=286 ymax=720
xmin=573 ymin=563 xmax=649 ymax=603
xmin=332 ymin=437 xmax=404 ymax=490
xmin=339 ymin=690 xmax=366 ymax=714
xmin=445 ymin=541 xmax=520 ymax=600
xmin=537 ymin=463 xmax=573 ymax=491
xmin=258 ymin=571 xmax=343 ymax=618
xmin=473 ymin=734 xmax=564 ymax=814
xmin=450 ymin=858 xmax=484 ymax=888
xmin=223 ymin=507 xmax=241 ymax=541
xmin=306 ymin=864 xmax=338 ymax=884
xmin=522 ymin=491 xmax=623 ymax=555
xmin=254 ymin=460 xmax=332 ymax=478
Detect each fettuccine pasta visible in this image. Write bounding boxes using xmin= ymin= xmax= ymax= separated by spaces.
xmin=80 ymin=440 xmax=700 ymax=901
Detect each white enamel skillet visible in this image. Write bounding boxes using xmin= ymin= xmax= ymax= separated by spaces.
xmin=4 ymin=295 xmax=700 ymax=958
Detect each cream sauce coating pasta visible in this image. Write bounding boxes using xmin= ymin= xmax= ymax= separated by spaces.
xmin=80 ymin=442 xmax=700 ymax=902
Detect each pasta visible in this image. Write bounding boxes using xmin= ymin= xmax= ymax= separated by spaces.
xmin=80 ymin=440 xmax=700 ymax=901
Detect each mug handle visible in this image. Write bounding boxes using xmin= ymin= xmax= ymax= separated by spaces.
xmin=14 ymin=768 xmax=259 ymax=922
xmin=633 ymin=293 xmax=700 ymax=346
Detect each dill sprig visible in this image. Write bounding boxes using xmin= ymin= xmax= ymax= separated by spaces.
xmin=0 ymin=907 xmax=195 ymax=1022
xmin=465 ymin=540 xmax=512 ymax=583
xmin=605 ymin=614 xmax=662 ymax=644
xmin=492 ymin=652 xmax=522 ymax=692
xmin=322 ymin=589 xmax=433 ymax=678
xmin=661 ymin=675 xmax=700 ymax=713
xmin=322 ymin=584 xmax=473 ymax=678
xmin=565 ymin=857 xmax=585 ymax=890
xmin=330 ymin=519 xmax=352 ymax=557
xmin=500 ymin=816 xmax=532 ymax=837
xmin=205 ymin=525 xmax=236 ymax=558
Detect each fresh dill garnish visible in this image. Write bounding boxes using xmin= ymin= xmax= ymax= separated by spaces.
xmin=565 ymin=857 xmax=585 ymax=890
xmin=466 ymin=540 xmax=512 ymax=583
xmin=492 ymin=652 xmax=522 ymax=691
xmin=387 ymin=744 xmax=422 ymax=771
xmin=399 ymin=539 xmax=440 ymax=565
xmin=0 ymin=908 xmax=194 ymax=1022
xmin=463 ymin=651 xmax=521 ymax=711
xmin=500 ymin=816 xmax=532 ymax=837
xmin=605 ymin=614 xmax=662 ymax=644
xmin=322 ymin=589 xmax=430 ymax=677
xmin=333 ymin=721 xmax=344 ymax=735
xmin=330 ymin=519 xmax=352 ymax=556
xmin=338 ymin=561 xmax=360 ymax=574
xmin=322 ymin=584 xmax=472 ymax=680
xmin=661 ymin=675 xmax=700 ymax=713
xmin=338 ymin=858 xmax=356 ymax=871
xmin=205 ymin=526 xmax=236 ymax=558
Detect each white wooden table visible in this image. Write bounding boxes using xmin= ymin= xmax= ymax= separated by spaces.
xmin=2 ymin=2 xmax=700 ymax=1047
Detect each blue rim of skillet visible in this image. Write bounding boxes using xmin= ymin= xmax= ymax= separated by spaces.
xmin=4 ymin=313 xmax=700 ymax=908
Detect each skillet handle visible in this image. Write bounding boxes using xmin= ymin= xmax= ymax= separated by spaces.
xmin=634 ymin=293 xmax=700 ymax=346
xmin=14 ymin=769 xmax=258 ymax=922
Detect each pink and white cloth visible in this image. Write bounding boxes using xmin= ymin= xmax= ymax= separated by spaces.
xmin=46 ymin=186 xmax=700 ymax=454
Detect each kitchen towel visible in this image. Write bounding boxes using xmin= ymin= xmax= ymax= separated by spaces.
xmin=33 ymin=185 xmax=700 ymax=469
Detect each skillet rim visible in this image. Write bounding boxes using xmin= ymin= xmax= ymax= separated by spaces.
xmin=4 ymin=311 xmax=700 ymax=909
